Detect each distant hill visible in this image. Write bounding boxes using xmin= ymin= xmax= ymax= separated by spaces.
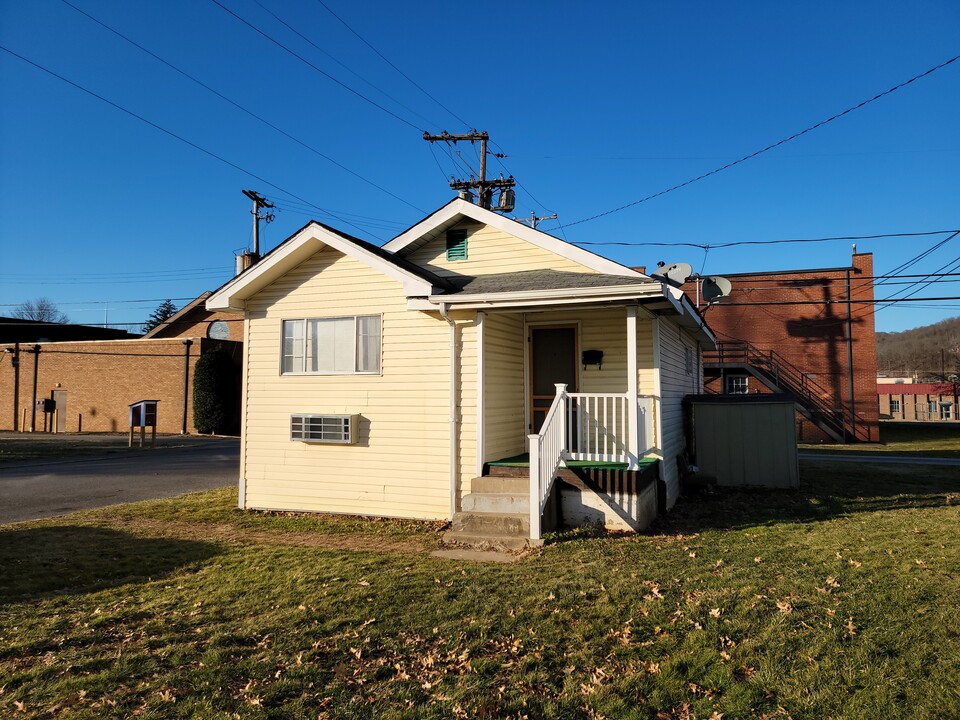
xmin=877 ymin=316 xmax=960 ymax=378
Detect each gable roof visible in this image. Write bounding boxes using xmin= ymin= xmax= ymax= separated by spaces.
xmin=383 ymin=198 xmax=647 ymax=279
xmin=141 ymin=292 xmax=213 ymax=339
xmin=206 ymin=221 xmax=455 ymax=312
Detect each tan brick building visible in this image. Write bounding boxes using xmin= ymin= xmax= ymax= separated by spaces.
xmin=878 ymin=382 xmax=958 ymax=422
xmin=681 ymin=253 xmax=878 ymax=443
xmin=1 ymin=337 xmax=241 ymax=435
xmin=1 ymin=293 xmax=243 ymax=435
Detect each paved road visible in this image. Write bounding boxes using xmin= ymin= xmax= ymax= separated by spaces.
xmin=0 ymin=439 xmax=239 ymax=524
xmin=799 ymin=452 xmax=960 ymax=467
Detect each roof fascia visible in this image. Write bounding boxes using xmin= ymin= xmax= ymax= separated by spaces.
xmin=207 ymin=223 xmax=435 ymax=312
xmin=383 ymin=199 xmax=646 ymax=279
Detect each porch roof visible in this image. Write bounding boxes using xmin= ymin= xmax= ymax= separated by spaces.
xmin=448 ymin=269 xmax=654 ymax=294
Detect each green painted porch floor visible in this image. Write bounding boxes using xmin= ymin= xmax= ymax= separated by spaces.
xmin=487 ymin=454 xmax=658 ymax=472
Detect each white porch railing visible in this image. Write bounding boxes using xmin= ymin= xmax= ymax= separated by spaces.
xmin=527 ymin=384 xmax=566 ymax=541
xmin=528 ymin=384 xmax=656 ymax=540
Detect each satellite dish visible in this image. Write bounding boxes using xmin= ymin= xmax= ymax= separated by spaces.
xmin=651 ymin=262 xmax=693 ymax=287
xmin=701 ymin=276 xmax=732 ymax=304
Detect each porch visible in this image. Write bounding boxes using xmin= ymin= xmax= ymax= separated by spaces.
xmin=461 ymin=304 xmax=665 ymax=546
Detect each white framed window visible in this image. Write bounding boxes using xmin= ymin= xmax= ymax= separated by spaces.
xmin=941 ymin=403 xmax=953 ymax=420
xmin=726 ymin=375 xmax=748 ymax=394
xmin=928 ymin=400 xmax=939 ymax=417
xmin=889 ymin=399 xmax=901 ymax=414
xmin=281 ymin=316 xmax=381 ymax=375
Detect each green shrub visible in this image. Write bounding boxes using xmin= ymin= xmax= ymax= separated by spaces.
xmin=192 ymin=347 xmax=237 ymax=434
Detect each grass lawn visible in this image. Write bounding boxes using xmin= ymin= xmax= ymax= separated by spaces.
xmin=800 ymin=421 xmax=960 ymax=458
xmin=2 ymin=465 xmax=960 ymax=718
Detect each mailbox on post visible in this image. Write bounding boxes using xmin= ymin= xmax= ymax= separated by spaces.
xmin=128 ymin=399 xmax=159 ymax=448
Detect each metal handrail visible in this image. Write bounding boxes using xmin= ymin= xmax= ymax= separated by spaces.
xmin=705 ymin=340 xmax=866 ymax=440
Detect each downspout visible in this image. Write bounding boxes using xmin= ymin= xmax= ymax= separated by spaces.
xmin=439 ymin=303 xmax=459 ymax=520
xmin=182 ymin=339 xmax=193 ymax=435
xmin=845 ymin=269 xmax=855 ymax=442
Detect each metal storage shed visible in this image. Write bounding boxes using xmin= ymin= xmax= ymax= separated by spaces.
xmin=685 ymin=394 xmax=799 ymax=489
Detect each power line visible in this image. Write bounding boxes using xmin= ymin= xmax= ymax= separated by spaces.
xmin=249 ymin=0 xmax=441 ymax=133
xmin=57 ymin=0 xmax=424 ymax=213
xmin=209 ymin=0 xmax=423 ymax=132
xmin=0 ymin=44 xmax=378 ymax=241
xmin=574 ymin=229 xmax=959 ymax=249
xmin=552 ymin=53 xmax=960 ymax=230
xmin=312 ymin=0 xmax=470 ymax=129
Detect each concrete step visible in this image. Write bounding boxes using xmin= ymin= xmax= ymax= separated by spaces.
xmin=450 ymin=511 xmax=529 ymax=536
xmin=470 ymin=475 xmax=528 ymax=494
xmin=441 ymin=531 xmax=530 ymax=551
xmin=444 ymin=510 xmax=532 ymax=551
xmin=462 ymin=491 xmax=530 ymax=514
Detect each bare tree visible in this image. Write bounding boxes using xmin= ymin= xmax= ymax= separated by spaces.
xmin=13 ymin=297 xmax=70 ymax=324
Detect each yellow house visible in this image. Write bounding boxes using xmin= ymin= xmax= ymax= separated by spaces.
xmin=207 ymin=199 xmax=715 ymax=546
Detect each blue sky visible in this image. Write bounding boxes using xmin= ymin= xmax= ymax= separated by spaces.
xmin=1 ymin=0 xmax=958 ymax=333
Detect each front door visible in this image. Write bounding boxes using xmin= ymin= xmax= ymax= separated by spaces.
xmin=52 ymin=390 xmax=67 ymax=433
xmin=530 ymin=326 xmax=577 ymax=432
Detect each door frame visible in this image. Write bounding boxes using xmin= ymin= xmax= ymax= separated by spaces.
xmin=525 ymin=320 xmax=581 ymax=434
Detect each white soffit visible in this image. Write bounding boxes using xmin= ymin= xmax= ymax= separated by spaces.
xmin=383 ymin=199 xmax=648 ymax=279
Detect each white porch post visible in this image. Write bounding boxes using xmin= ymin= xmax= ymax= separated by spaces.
xmin=626 ymin=306 xmax=639 ymax=468
xmin=475 ymin=311 xmax=485 ymax=478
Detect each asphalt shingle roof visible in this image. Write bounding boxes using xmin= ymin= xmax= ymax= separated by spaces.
xmin=447 ymin=269 xmax=652 ymax=295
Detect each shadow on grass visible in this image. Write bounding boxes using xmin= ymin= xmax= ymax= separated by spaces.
xmin=801 ymin=422 xmax=960 ymax=458
xmin=0 ymin=525 xmax=219 ymax=605
xmin=655 ymin=460 xmax=960 ymax=534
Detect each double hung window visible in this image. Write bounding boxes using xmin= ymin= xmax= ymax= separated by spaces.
xmin=282 ymin=316 xmax=380 ymax=374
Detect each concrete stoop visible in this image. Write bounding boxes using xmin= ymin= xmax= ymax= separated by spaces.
xmin=444 ymin=476 xmax=533 ymax=551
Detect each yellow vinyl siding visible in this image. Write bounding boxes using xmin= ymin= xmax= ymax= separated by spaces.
xmin=403 ymin=222 xmax=598 ymax=278
xmin=483 ymin=313 xmax=526 ymax=462
xmin=242 ymin=247 xmax=460 ymax=520
xmin=658 ymin=321 xmax=700 ymax=507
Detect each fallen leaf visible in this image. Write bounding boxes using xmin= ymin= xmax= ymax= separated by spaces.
xmin=776 ymin=600 xmax=793 ymax=615
xmin=709 ymin=608 xmax=722 ymax=618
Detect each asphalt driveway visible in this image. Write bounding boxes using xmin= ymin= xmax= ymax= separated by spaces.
xmin=0 ymin=438 xmax=239 ymax=524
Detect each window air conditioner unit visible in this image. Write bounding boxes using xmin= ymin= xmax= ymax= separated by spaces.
xmin=290 ymin=414 xmax=359 ymax=444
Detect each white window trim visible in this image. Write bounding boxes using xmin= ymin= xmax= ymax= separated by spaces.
xmin=726 ymin=375 xmax=749 ymax=395
xmin=280 ymin=315 xmax=382 ymax=376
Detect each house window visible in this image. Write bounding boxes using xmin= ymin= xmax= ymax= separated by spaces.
xmin=684 ymin=347 xmax=693 ymax=375
xmin=928 ymin=400 xmax=939 ymax=418
xmin=445 ymin=229 xmax=468 ymax=261
xmin=889 ymin=399 xmax=901 ymax=414
xmin=941 ymin=403 xmax=953 ymax=421
xmin=281 ymin=316 xmax=381 ymax=374
xmin=726 ymin=375 xmax=748 ymax=394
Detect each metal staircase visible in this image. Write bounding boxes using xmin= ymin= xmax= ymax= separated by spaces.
xmin=703 ymin=341 xmax=865 ymax=443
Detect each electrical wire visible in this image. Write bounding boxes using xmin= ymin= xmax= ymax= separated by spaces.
xmin=312 ymin=0 xmax=470 ymax=129
xmin=57 ymin=0 xmax=423 ymax=213
xmin=209 ymin=0 xmax=423 ymax=132
xmin=249 ymin=0 xmax=442 ymax=132
xmin=575 ymin=229 xmax=959 ymax=249
xmin=0 ymin=44 xmax=380 ymax=241
xmin=549 ymin=53 xmax=960 ymax=230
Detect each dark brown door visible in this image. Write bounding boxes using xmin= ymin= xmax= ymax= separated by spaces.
xmin=530 ymin=326 xmax=577 ymax=432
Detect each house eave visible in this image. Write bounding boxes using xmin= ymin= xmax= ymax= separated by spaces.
xmin=206 ymin=222 xmax=435 ymax=313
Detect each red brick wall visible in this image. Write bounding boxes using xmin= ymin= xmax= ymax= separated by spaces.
xmin=0 ymin=338 xmax=241 ymax=434
xmin=682 ymin=254 xmax=879 ymax=442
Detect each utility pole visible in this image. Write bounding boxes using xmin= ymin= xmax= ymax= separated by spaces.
xmin=514 ymin=211 xmax=558 ymax=229
xmin=242 ymin=189 xmax=275 ymax=257
xmin=422 ymin=131 xmax=516 ymax=210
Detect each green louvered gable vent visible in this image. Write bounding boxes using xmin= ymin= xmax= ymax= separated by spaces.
xmin=445 ymin=229 xmax=468 ymax=261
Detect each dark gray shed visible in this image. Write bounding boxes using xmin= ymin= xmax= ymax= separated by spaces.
xmin=685 ymin=394 xmax=799 ymax=489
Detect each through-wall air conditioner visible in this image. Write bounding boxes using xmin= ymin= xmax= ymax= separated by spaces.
xmin=290 ymin=414 xmax=359 ymax=444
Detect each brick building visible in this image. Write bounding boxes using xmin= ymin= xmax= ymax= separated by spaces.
xmin=878 ymin=382 xmax=958 ymax=422
xmin=1 ymin=294 xmax=242 ymax=435
xmin=680 ymin=253 xmax=878 ymax=443
xmin=141 ymin=291 xmax=244 ymax=342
